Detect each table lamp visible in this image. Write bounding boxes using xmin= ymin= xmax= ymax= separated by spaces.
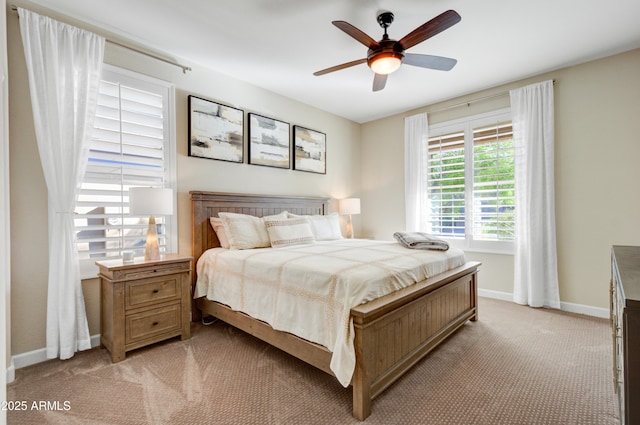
xmin=129 ymin=187 xmax=173 ymax=260
xmin=339 ymin=198 xmax=361 ymax=239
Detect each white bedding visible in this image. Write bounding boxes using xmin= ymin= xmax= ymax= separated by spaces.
xmin=194 ymin=239 xmax=466 ymax=386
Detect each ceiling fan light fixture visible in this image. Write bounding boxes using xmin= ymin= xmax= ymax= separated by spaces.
xmin=369 ymin=53 xmax=402 ymax=75
xmin=315 ymin=10 xmax=461 ymax=91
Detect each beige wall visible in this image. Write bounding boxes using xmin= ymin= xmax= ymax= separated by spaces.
xmin=7 ymin=10 xmax=361 ymax=355
xmin=361 ymin=48 xmax=640 ymax=308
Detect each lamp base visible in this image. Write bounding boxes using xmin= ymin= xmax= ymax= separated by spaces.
xmin=347 ymin=214 xmax=354 ymax=239
xmin=144 ymin=216 xmax=161 ymax=261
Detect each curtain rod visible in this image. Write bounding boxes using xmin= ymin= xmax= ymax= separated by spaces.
xmin=105 ymin=40 xmax=191 ymax=74
xmin=429 ymin=79 xmax=556 ymax=114
xmin=11 ymin=5 xmax=192 ymax=73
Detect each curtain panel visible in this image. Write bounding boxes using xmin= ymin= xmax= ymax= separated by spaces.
xmin=404 ymin=113 xmax=428 ymax=232
xmin=18 ymin=8 xmax=105 ymax=359
xmin=510 ymin=80 xmax=560 ymax=309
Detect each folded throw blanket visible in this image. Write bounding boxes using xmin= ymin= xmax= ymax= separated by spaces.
xmin=393 ymin=232 xmax=450 ymax=251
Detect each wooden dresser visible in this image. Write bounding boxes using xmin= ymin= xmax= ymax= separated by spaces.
xmin=611 ymin=246 xmax=640 ymax=425
xmin=97 ymin=254 xmax=193 ymax=362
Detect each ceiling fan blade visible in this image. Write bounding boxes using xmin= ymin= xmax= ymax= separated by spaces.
xmin=398 ymin=10 xmax=461 ymax=50
xmin=313 ymin=58 xmax=367 ymax=76
xmin=404 ymin=53 xmax=457 ymax=71
xmin=372 ymin=73 xmax=387 ymax=92
xmin=332 ymin=21 xmax=380 ymax=49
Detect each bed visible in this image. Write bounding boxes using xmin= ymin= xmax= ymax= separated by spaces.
xmin=191 ymin=191 xmax=480 ymax=420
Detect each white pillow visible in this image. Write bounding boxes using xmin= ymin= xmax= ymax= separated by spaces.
xmin=218 ymin=211 xmax=287 ymax=250
xmin=308 ymin=213 xmax=343 ymax=240
xmin=288 ymin=212 xmax=343 ymax=240
xmin=209 ymin=217 xmax=230 ymax=249
xmin=263 ymin=216 xmax=315 ymax=248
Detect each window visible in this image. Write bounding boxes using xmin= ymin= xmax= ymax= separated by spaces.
xmin=426 ymin=109 xmax=514 ymax=253
xmin=74 ymin=65 xmax=176 ymax=277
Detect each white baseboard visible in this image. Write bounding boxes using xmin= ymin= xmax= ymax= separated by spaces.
xmin=6 ymin=359 xmax=14 ymax=384
xmin=479 ymin=289 xmax=609 ymax=319
xmin=7 ymin=334 xmax=101 ymax=383
xmin=559 ymin=301 xmax=609 ymax=319
xmin=478 ymin=288 xmax=513 ymax=302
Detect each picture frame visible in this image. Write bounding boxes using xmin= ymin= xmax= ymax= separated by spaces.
xmin=293 ymin=125 xmax=326 ymax=174
xmin=188 ymin=95 xmax=244 ymax=163
xmin=248 ymin=113 xmax=290 ymax=169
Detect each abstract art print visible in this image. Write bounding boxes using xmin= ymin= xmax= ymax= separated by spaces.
xmin=188 ymin=95 xmax=244 ymax=163
xmin=293 ymin=125 xmax=326 ymax=174
xmin=248 ymin=113 xmax=290 ymax=169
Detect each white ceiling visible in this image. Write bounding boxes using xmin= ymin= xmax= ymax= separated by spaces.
xmin=26 ymin=0 xmax=640 ymax=123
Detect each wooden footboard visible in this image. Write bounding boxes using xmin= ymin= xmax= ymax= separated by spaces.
xmin=350 ymin=263 xmax=479 ymax=419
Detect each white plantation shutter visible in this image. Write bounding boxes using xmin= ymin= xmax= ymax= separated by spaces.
xmin=472 ymin=122 xmax=515 ymax=241
xmin=426 ymin=130 xmax=466 ymax=237
xmin=425 ymin=109 xmax=514 ymax=253
xmin=75 ymin=65 xmax=176 ymax=275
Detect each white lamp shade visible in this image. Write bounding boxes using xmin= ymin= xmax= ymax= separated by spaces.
xmin=129 ymin=187 xmax=174 ymax=216
xmin=340 ymin=198 xmax=361 ymax=215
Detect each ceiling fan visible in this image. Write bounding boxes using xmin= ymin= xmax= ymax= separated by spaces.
xmin=314 ymin=9 xmax=461 ymax=92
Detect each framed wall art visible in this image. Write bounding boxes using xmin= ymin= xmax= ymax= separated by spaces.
xmin=293 ymin=125 xmax=326 ymax=174
xmin=248 ymin=113 xmax=290 ymax=169
xmin=188 ymin=95 xmax=244 ymax=163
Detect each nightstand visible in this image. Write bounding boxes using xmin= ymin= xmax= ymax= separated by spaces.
xmin=96 ymin=254 xmax=193 ymax=363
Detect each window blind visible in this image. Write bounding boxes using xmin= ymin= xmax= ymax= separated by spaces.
xmin=427 ymin=130 xmax=466 ymax=237
xmin=472 ymin=122 xmax=515 ymax=241
xmin=425 ymin=109 xmax=515 ymax=251
xmin=74 ymin=68 xmax=174 ymax=263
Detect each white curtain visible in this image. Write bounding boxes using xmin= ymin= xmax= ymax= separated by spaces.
xmin=404 ymin=113 xmax=428 ymax=232
xmin=18 ymin=8 xmax=104 ymax=359
xmin=510 ymin=80 xmax=560 ymax=309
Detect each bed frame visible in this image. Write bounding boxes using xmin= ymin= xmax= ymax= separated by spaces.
xmin=191 ymin=191 xmax=480 ymax=420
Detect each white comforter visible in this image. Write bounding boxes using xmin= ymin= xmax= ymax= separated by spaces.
xmin=195 ymin=239 xmax=466 ymax=386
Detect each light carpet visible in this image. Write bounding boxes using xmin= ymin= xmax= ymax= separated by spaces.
xmin=7 ymin=297 xmax=618 ymax=424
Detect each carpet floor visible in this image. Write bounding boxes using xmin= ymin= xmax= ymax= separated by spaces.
xmin=7 ymin=297 xmax=618 ymax=424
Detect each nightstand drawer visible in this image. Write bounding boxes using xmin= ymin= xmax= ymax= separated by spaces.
xmin=125 ymin=275 xmax=181 ymax=309
xmin=126 ymin=303 xmax=181 ymax=344
xmin=123 ymin=261 xmax=190 ymax=280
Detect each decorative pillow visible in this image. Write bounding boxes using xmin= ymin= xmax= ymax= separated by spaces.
xmin=287 ymin=212 xmax=343 ymax=240
xmin=209 ymin=217 xmax=230 ymax=249
xmin=218 ymin=211 xmax=288 ymax=250
xmin=309 ymin=213 xmax=343 ymax=240
xmin=263 ymin=216 xmax=315 ymax=248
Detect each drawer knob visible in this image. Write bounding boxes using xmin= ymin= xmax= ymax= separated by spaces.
xmin=152 ymin=289 xmax=159 ymax=294
xmin=152 ymin=321 xmax=159 ymax=326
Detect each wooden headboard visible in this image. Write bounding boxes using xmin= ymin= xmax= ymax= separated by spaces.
xmin=190 ymin=191 xmax=329 ymax=263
